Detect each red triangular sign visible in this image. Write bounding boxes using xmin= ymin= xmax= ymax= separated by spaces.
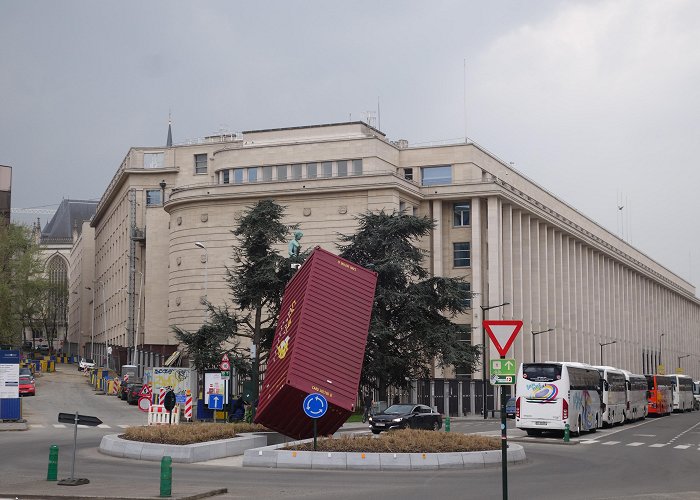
xmin=139 ymin=384 xmax=151 ymax=398
xmin=484 ymin=320 xmax=523 ymax=357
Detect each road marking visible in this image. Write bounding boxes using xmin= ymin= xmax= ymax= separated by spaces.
xmin=580 ymin=440 xmax=599 ymax=444
xmin=602 ymin=441 xmax=620 ymax=445
xmin=77 ymin=424 xmax=89 ymax=428
xmin=626 ymin=442 xmax=645 ymax=446
xmin=53 ymin=424 xmax=66 ymax=428
xmin=118 ymin=424 xmax=130 ymax=428
xmin=674 ymin=445 xmax=691 ymax=449
xmin=634 ymin=434 xmax=656 ymax=437
xmin=649 ymin=443 xmax=666 ymax=448
xmin=98 ymin=424 xmax=110 ymax=429
xmin=30 ymin=424 xmax=45 ymax=428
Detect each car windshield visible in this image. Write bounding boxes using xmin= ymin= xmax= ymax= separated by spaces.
xmin=383 ymin=404 xmax=415 ymax=414
xmin=84 ymin=359 xmax=94 ymax=363
xmin=20 ymin=377 xmax=32 ymax=383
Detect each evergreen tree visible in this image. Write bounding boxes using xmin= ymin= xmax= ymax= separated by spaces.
xmin=338 ymin=210 xmax=481 ymax=400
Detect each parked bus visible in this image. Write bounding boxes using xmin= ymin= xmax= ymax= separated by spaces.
xmin=621 ymin=370 xmax=648 ymax=422
xmin=594 ymin=365 xmax=627 ymax=426
xmin=693 ymin=381 xmax=700 ymax=410
xmin=670 ymin=374 xmax=694 ymax=412
xmin=516 ymin=362 xmax=601 ymax=436
xmin=645 ymin=374 xmax=673 ymax=416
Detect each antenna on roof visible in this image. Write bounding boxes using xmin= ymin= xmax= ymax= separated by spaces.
xmin=377 ymin=96 xmax=381 ymax=131
xmin=166 ymin=110 xmax=173 ymax=147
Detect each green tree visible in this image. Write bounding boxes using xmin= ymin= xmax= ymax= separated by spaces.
xmin=0 ymin=223 xmax=47 ymax=347
xmin=226 ymin=199 xmax=304 ymax=409
xmin=338 ymin=210 xmax=481 ymax=400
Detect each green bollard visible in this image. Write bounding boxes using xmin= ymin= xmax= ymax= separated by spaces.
xmin=445 ymin=415 xmax=450 ymax=432
xmin=564 ymin=423 xmax=570 ymax=443
xmin=160 ymin=455 xmax=172 ymax=497
xmin=47 ymin=444 xmax=59 ymax=481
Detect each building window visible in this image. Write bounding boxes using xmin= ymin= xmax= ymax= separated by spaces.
xmin=399 ymin=201 xmax=406 ymax=213
xmin=457 ymin=282 xmax=472 ymax=308
xmin=352 ymin=159 xmax=363 ymax=176
xmin=146 ymin=189 xmax=162 ymax=206
xmin=291 ymin=164 xmax=302 ymax=180
xmin=233 ymin=168 xmax=244 ymax=184
xmin=277 ymin=165 xmax=288 ymax=181
xmin=321 ymin=161 xmax=332 ymax=178
xmin=143 ymin=152 xmax=164 ymax=169
xmin=222 ymin=170 xmax=230 ymax=184
xmin=453 ymin=201 xmax=471 ymax=226
xmin=194 ymin=154 xmax=207 ymax=174
xmin=248 ymin=167 xmax=258 ymax=183
xmin=453 ymin=242 xmax=471 ymax=267
xmin=421 ymin=165 xmax=452 ymax=186
xmin=307 ymin=163 xmax=317 ymax=178
xmin=455 ymin=324 xmax=473 ymax=379
xmin=262 ymin=166 xmax=273 ymax=182
xmin=404 ymin=168 xmax=414 ymax=181
xmin=337 ymin=160 xmax=348 ymax=177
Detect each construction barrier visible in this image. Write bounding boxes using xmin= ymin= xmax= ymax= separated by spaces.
xmin=40 ymin=360 xmax=47 ymax=372
xmin=184 ymin=390 xmax=193 ymax=420
xmin=148 ymin=404 xmax=180 ymax=425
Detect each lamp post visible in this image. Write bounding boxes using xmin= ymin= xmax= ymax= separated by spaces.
xmin=194 ymin=242 xmax=208 ymax=321
xmin=531 ymin=328 xmax=554 ymax=363
xmin=98 ymin=280 xmax=107 ymax=369
xmin=658 ymin=333 xmax=665 ymax=372
xmin=678 ymin=354 xmax=690 ymax=371
xmin=86 ymin=286 xmax=95 ymax=360
xmin=481 ymin=302 xmax=510 ymax=419
xmin=133 ymin=270 xmax=144 ymax=367
xmin=599 ymin=340 xmax=617 ymax=365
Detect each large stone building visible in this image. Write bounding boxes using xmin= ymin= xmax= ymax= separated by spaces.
xmin=72 ymin=121 xmax=700 ymax=412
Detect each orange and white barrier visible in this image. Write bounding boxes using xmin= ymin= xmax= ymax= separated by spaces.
xmin=148 ymin=404 xmax=180 ymax=425
xmin=184 ymin=390 xmax=193 ymax=420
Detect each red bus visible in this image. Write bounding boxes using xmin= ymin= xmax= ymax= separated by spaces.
xmin=645 ymin=375 xmax=673 ymax=416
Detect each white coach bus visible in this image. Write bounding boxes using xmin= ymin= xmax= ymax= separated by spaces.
xmin=671 ymin=374 xmax=695 ymax=412
xmin=516 ymin=362 xmax=602 ymax=436
xmin=621 ymin=369 xmax=648 ymax=422
xmin=594 ymin=365 xmax=627 ymax=426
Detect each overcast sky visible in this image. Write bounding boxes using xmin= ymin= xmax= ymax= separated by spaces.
xmin=2 ymin=0 xmax=699 ymax=292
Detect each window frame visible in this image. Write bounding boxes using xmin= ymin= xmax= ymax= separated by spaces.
xmin=194 ymin=153 xmax=208 ymax=175
xmin=453 ymin=242 xmax=471 ymax=267
xmin=421 ymin=165 xmax=452 ymax=186
xmin=146 ymin=189 xmax=162 ymax=206
xmin=453 ymin=201 xmax=471 ymax=227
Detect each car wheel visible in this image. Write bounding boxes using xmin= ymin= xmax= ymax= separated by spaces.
xmin=432 ymin=420 xmax=440 ymax=431
xmin=371 ymin=429 xmax=381 ymax=435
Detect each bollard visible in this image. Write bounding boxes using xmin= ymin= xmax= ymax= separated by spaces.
xmin=564 ymin=423 xmax=570 ymax=443
xmin=47 ymin=444 xmax=59 ymax=481
xmin=445 ymin=415 xmax=450 ymax=432
xmin=160 ymin=455 xmax=172 ymax=497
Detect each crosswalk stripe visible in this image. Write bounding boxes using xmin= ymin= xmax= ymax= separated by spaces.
xmin=118 ymin=424 xmax=130 ymax=428
xmin=627 ymin=442 xmax=645 ymax=446
xmin=53 ymin=424 xmax=66 ymax=428
xmin=674 ymin=445 xmax=690 ymax=449
xmin=602 ymin=441 xmax=620 ymax=445
xmin=98 ymin=424 xmax=111 ymax=429
xmin=580 ymin=440 xmax=599 ymax=444
xmin=30 ymin=424 xmax=45 ymax=428
xmin=649 ymin=444 xmax=666 ymax=448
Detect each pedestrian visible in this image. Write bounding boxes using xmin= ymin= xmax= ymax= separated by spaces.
xmin=393 ymin=394 xmax=400 ymax=405
xmin=229 ymin=395 xmax=245 ymax=422
xmin=362 ymin=392 xmax=373 ymax=423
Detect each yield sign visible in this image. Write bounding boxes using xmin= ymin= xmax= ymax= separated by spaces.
xmin=220 ymin=353 xmax=230 ymax=371
xmin=484 ymin=320 xmax=523 ymax=357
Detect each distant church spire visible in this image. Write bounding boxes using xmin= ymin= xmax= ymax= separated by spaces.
xmin=166 ymin=112 xmax=173 ymax=147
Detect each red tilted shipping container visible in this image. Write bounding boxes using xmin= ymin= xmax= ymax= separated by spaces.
xmin=254 ymin=246 xmax=377 ymax=439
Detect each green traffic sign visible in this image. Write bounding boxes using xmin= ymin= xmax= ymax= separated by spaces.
xmin=221 ymin=371 xmax=230 ymax=379
xmin=490 ymin=374 xmax=515 ymax=385
xmin=490 ymin=358 xmax=517 ymax=377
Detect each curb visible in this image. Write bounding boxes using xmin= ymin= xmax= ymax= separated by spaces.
xmin=99 ymin=433 xmax=267 ymax=463
xmin=0 ymin=488 xmax=227 ymax=500
xmin=243 ymin=440 xmax=527 ymax=470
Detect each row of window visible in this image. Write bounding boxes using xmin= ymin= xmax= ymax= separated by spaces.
xmin=404 ymin=165 xmax=453 ymax=186
xmin=218 ymin=159 xmax=363 ymax=185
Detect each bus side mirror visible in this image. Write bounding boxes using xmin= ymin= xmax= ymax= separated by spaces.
xmin=603 ymin=381 xmax=609 ymax=391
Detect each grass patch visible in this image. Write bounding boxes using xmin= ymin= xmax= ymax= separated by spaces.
xmin=120 ymin=422 xmax=267 ymax=445
xmin=345 ymin=413 xmax=364 ymax=423
xmin=285 ymin=429 xmax=500 ymax=453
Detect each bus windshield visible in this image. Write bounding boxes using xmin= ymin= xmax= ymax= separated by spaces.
xmin=522 ymin=364 xmax=562 ymax=382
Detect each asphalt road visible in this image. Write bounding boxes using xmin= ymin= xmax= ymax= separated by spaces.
xmin=3 ymin=367 xmax=700 ymax=500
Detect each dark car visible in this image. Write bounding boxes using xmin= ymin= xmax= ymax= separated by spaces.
xmin=505 ymin=397 xmax=516 ymax=418
xmin=368 ymin=404 xmax=442 ymax=434
xmin=124 ymin=380 xmax=143 ymax=404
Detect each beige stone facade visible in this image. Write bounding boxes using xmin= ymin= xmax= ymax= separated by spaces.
xmin=79 ymin=122 xmax=700 ymax=379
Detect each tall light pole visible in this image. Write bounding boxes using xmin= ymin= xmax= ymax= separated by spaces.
xmin=133 ymin=270 xmax=144 ymax=367
xmin=658 ymin=333 xmax=665 ymax=372
xmin=678 ymin=354 xmax=690 ymax=371
xmin=194 ymin=242 xmax=208 ymax=321
xmin=87 ymin=286 xmax=95 ymax=360
xmin=97 ymin=280 xmax=107 ymax=369
xmin=481 ymin=301 xmax=510 ymax=419
xmin=599 ymin=340 xmax=616 ymax=365
xmin=531 ymin=328 xmax=554 ymax=363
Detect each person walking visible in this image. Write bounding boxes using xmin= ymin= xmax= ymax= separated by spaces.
xmin=362 ymin=392 xmax=373 ymax=423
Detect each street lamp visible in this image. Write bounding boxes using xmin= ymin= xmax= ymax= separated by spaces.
xmin=658 ymin=333 xmax=665 ymax=371
xmin=678 ymin=354 xmax=690 ymax=370
xmin=481 ymin=301 xmax=510 ymax=419
xmin=86 ymin=286 xmax=95 ymax=360
xmin=531 ymin=328 xmax=554 ymax=363
xmin=599 ymin=341 xmax=617 ymax=365
xmin=194 ymin=242 xmax=208 ymax=320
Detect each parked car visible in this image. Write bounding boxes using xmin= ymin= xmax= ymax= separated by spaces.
xmin=505 ymin=396 xmax=516 ymax=418
xmin=78 ymin=358 xmax=95 ymax=371
xmin=120 ymin=379 xmax=141 ymax=401
xmin=19 ymin=367 xmax=34 ymax=379
xmin=125 ymin=380 xmax=144 ymax=404
xmin=368 ymin=404 xmax=442 ymax=434
xmin=19 ymin=375 xmax=35 ymax=396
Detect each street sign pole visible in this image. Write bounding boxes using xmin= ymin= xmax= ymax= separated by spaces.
xmin=500 ymin=354 xmax=508 ymax=500
xmin=70 ymin=412 xmax=78 ymax=481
